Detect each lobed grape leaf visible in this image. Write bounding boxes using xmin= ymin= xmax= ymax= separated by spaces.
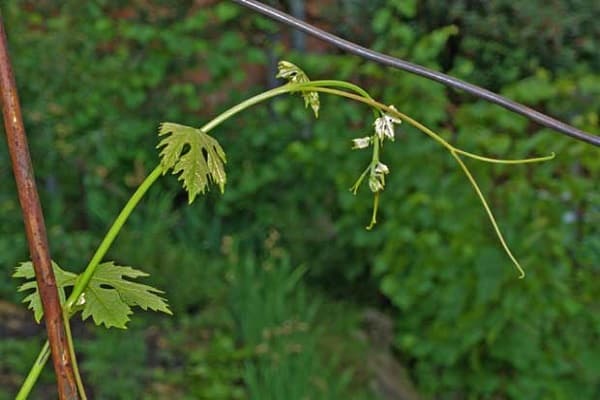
xmin=80 ymin=262 xmax=172 ymax=328
xmin=157 ymin=122 xmax=227 ymax=203
xmin=13 ymin=261 xmax=77 ymax=323
xmin=276 ymin=60 xmax=320 ymax=118
xmin=13 ymin=261 xmax=172 ymax=329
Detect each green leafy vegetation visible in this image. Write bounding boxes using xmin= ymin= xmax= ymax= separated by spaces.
xmin=1 ymin=0 xmax=598 ymax=399
xmin=228 ymin=251 xmax=357 ymax=399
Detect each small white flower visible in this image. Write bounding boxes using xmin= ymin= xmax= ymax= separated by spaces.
xmin=369 ymin=176 xmax=384 ymax=192
xmin=374 ymin=105 xmax=402 ymax=142
xmin=374 ymin=162 xmax=389 ymax=175
xmin=374 ymin=117 xmax=392 ymax=141
xmin=368 ymin=162 xmax=389 ymax=193
xmin=352 ymin=136 xmax=371 ymax=149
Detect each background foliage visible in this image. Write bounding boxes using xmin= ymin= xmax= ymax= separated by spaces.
xmin=1 ymin=0 xmax=598 ymax=399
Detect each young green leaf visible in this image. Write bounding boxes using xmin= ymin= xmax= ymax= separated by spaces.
xmin=157 ymin=122 xmax=227 ymax=203
xmin=13 ymin=261 xmax=172 ymax=329
xmin=276 ymin=60 xmax=320 ymax=118
xmin=79 ymin=262 xmax=172 ymax=329
xmin=13 ymin=261 xmax=77 ymax=323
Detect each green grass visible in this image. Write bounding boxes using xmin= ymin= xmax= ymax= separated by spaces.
xmin=0 ymin=221 xmax=379 ymax=399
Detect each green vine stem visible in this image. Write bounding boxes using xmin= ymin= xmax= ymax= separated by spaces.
xmin=68 ymin=82 xmax=376 ymax=310
xmin=16 ymin=167 xmax=163 ymax=400
xmin=64 ymin=80 xmax=378 ymax=310
xmin=64 ymin=165 xmax=164 ymax=311
xmin=450 ymin=150 xmax=525 ymax=278
xmin=366 ymin=134 xmax=382 ymax=230
xmin=17 ymin=79 xmax=551 ymax=397
xmin=62 ymin=312 xmax=87 ymax=399
xmin=16 ymin=342 xmax=49 ymax=400
xmin=303 ymin=85 xmax=555 ymax=164
xmin=296 ymin=85 xmax=552 ymax=277
xmin=17 ymin=81 xmax=339 ymax=398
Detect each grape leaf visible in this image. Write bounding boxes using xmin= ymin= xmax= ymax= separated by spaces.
xmin=276 ymin=60 xmax=320 ymax=118
xmin=13 ymin=261 xmax=77 ymax=323
xmin=80 ymin=262 xmax=172 ymax=328
xmin=157 ymin=122 xmax=227 ymax=203
xmin=13 ymin=261 xmax=172 ymax=329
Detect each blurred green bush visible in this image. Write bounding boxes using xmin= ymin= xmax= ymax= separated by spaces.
xmin=1 ymin=0 xmax=598 ymax=398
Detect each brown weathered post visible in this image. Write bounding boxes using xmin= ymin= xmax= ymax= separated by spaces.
xmin=0 ymin=14 xmax=79 ymax=400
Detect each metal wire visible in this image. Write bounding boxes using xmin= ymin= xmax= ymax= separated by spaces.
xmin=232 ymin=0 xmax=600 ymax=147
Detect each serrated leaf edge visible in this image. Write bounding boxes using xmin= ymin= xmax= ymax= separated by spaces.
xmin=12 ymin=260 xmax=171 ymax=328
xmin=156 ymin=122 xmax=227 ymax=202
